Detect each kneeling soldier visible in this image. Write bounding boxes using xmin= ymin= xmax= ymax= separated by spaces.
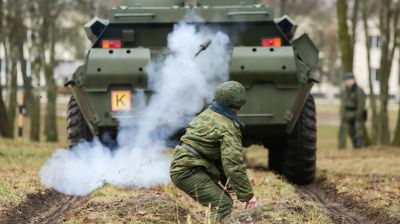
xmin=170 ymin=81 xmax=257 ymax=223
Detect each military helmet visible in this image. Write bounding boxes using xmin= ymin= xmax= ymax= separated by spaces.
xmin=343 ymin=72 xmax=355 ymax=80
xmin=215 ymin=81 xmax=246 ymax=109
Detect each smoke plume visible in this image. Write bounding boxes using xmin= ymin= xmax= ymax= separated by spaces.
xmin=39 ymin=23 xmax=231 ymax=196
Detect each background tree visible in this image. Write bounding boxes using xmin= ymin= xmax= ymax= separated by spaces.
xmin=279 ymin=0 xmax=288 ymax=16
xmin=15 ymin=3 xmax=31 ymax=122
xmin=15 ymin=1 xmax=38 ymax=141
xmin=5 ymin=0 xmax=20 ymax=138
xmin=336 ymin=0 xmax=359 ymax=75
xmin=362 ymin=0 xmax=379 ymax=144
xmin=393 ymin=55 xmax=400 ymax=146
xmin=390 ymin=5 xmax=400 ymax=146
xmin=27 ymin=2 xmax=44 ymax=141
xmin=38 ymin=0 xmax=65 ymax=142
xmin=378 ymin=0 xmax=400 ymax=145
xmin=0 ymin=0 xmax=11 ymax=137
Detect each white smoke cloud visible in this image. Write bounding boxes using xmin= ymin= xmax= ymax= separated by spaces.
xmin=39 ymin=23 xmax=231 ymax=196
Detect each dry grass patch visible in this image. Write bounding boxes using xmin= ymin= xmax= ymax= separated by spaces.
xmin=318 ymin=146 xmax=400 ymax=221
xmin=1 ymin=123 xmax=400 ymax=223
xmin=0 ymin=138 xmax=57 ymax=214
xmin=63 ymin=186 xmax=204 ymax=224
xmin=228 ymin=170 xmax=331 ymax=224
xmin=63 ymin=171 xmax=331 ymax=224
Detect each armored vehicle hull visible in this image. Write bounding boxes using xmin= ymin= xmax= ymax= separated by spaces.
xmin=66 ymin=0 xmax=319 ymax=185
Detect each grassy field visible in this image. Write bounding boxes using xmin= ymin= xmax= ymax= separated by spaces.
xmin=0 ymin=115 xmax=399 ymax=223
xmin=0 ymin=140 xmax=331 ymax=223
xmin=317 ymin=125 xmax=400 ymax=221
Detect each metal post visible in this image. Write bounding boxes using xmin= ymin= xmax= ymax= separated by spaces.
xmin=17 ymin=92 xmax=26 ymax=138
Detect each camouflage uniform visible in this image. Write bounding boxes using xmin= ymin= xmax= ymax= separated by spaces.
xmin=170 ymin=106 xmax=253 ymax=222
xmin=338 ymin=83 xmax=366 ymax=149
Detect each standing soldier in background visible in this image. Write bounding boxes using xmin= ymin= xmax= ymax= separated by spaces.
xmin=338 ymin=72 xmax=367 ymax=149
xmin=170 ymin=81 xmax=257 ymax=223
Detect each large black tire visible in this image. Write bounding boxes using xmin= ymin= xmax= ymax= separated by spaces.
xmin=67 ymin=96 xmax=93 ymax=148
xmin=264 ymin=95 xmax=317 ymax=185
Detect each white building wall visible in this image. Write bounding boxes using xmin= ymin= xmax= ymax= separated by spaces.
xmin=353 ymin=24 xmax=399 ymax=99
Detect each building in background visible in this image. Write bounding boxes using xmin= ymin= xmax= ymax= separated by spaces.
xmin=353 ymin=24 xmax=399 ymax=100
xmin=312 ymin=20 xmax=399 ymax=102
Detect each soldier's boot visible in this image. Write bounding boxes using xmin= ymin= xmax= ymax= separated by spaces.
xmin=353 ymin=138 xmax=362 ymax=149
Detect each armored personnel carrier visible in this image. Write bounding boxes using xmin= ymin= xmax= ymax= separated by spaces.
xmin=65 ymin=0 xmax=319 ymax=185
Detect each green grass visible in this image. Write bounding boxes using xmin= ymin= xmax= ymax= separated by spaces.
xmin=317 ymin=124 xmax=339 ymax=150
xmin=0 ymin=141 xmax=55 ymax=169
xmin=0 ymin=138 xmax=56 ymax=207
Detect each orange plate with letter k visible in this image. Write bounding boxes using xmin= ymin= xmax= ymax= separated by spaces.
xmin=111 ymin=90 xmax=132 ymax=111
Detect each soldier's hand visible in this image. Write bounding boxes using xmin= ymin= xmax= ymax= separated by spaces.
xmin=245 ymin=196 xmax=257 ymax=209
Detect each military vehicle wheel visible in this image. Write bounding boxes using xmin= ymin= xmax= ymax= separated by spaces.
xmin=67 ymin=96 xmax=93 ymax=148
xmin=282 ymin=95 xmax=316 ymax=185
xmin=264 ymin=95 xmax=316 ymax=185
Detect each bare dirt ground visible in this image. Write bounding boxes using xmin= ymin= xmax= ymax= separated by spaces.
xmin=297 ymin=182 xmax=364 ymax=224
xmin=1 ymin=190 xmax=84 ymax=224
xmin=297 ymin=175 xmax=400 ymax=224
